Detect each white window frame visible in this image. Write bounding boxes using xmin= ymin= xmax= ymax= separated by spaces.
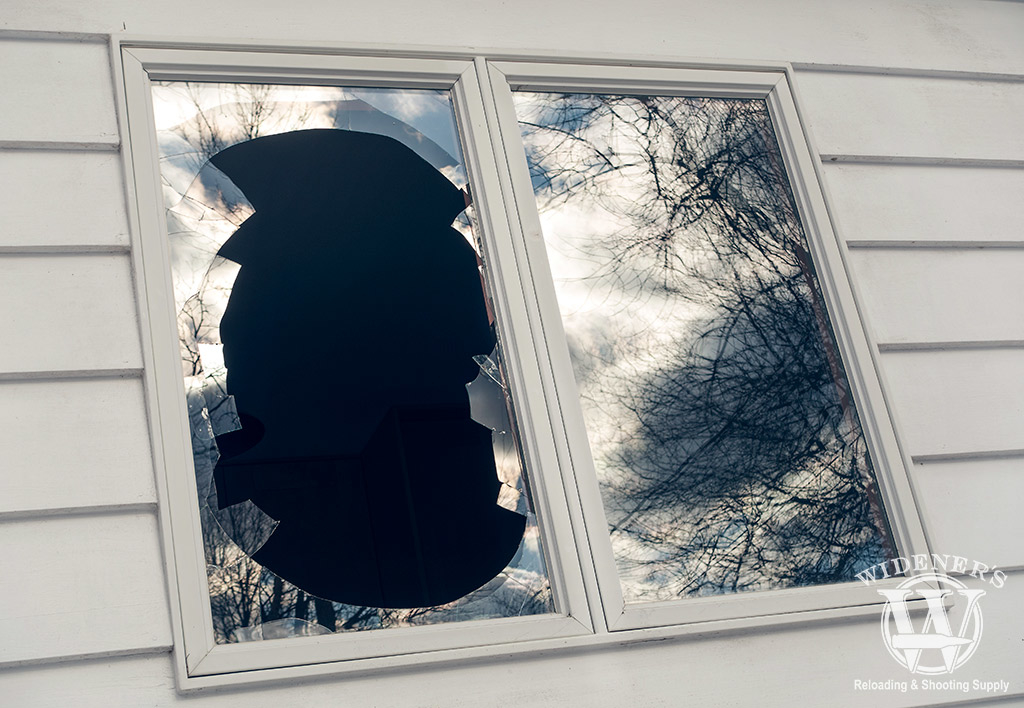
xmin=115 ymin=41 xmax=930 ymax=691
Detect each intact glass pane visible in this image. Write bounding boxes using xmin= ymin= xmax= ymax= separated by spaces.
xmin=153 ymin=81 xmax=552 ymax=643
xmin=512 ymin=92 xmax=895 ymax=602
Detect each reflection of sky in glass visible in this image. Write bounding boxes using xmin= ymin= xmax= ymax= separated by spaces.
xmin=153 ymin=81 xmax=552 ymax=643
xmin=514 ymin=92 xmax=894 ymax=602
xmin=152 ymin=82 xmax=466 ymax=180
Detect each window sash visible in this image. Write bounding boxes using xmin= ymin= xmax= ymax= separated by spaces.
xmin=482 ymin=60 xmax=929 ymax=632
xmin=121 ymin=47 xmax=593 ymax=680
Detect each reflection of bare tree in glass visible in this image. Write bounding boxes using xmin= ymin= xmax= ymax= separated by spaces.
xmin=175 ymin=83 xmax=313 ymax=161
xmin=518 ymin=94 xmax=894 ymax=599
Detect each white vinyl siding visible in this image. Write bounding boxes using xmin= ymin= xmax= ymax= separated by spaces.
xmin=1 ymin=0 xmax=1022 ymax=702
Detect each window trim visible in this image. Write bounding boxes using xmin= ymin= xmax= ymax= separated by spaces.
xmin=114 ymin=40 xmax=931 ymax=690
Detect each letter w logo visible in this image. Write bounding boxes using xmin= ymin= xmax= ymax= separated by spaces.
xmin=879 ymin=581 xmax=985 ymax=674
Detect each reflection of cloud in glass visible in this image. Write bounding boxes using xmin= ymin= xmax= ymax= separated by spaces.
xmin=349 ymin=88 xmax=466 ymax=169
xmin=515 ymin=91 xmax=894 ymax=602
xmin=152 ymin=82 xmax=467 ymax=184
xmin=152 ymin=83 xmax=346 ymax=131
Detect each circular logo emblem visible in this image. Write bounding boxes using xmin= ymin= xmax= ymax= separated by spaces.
xmin=878 ymin=573 xmax=984 ymax=675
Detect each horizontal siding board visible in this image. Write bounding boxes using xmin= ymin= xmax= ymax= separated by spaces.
xmin=795 ymin=72 xmax=1024 ymax=161
xmin=847 ymin=248 xmax=1024 ymax=344
xmin=879 ymin=349 xmax=1024 ymax=457
xmin=912 ymin=457 xmax=1024 ymax=568
xmin=0 ymin=377 xmax=155 ymax=515
xmin=0 ymin=39 xmax=118 ymax=145
xmin=1 ymin=574 xmax=1022 ymax=706
xmin=823 ymin=163 xmax=1024 ymax=245
xmin=4 ymin=1 xmax=1024 ymax=74
xmin=0 ymin=512 xmax=172 ymax=665
xmin=0 ymin=656 xmax=176 ymax=708
xmin=0 ymin=150 xmax=130 ymax=248
xmin=0 ymin=254 xmax=142 ymax=373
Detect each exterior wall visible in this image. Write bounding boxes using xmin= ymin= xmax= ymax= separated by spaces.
xmin=1 ymin=2 xmax=1022 ymax=705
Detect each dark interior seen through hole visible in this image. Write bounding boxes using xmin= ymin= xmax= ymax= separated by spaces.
xmin=210 ymin=129 xmax=526 ymax=608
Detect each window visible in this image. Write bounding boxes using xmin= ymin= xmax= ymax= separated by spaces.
xmin=120 ymin=45 xmax=927 ymax=688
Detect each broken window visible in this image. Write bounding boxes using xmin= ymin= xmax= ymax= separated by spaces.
xmin=154 ymin=82 xmax=552 ymax=643
xmin=512 ymin=92 xmax=897 ymax=602
xmin=126 ymin=51 xmax=928 ymax=685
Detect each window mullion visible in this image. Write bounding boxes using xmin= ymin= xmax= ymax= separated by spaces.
xmin=478 ymin=59 xmax=628 ymax=632
xmin=450 ymin=62 xmax=595 ymax=631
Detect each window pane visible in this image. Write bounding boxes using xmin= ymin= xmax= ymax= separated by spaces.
xmin=512 ymin=92 xmax=895 ymax=602
xmin=153 ymin=81 xmax=552 ymax=643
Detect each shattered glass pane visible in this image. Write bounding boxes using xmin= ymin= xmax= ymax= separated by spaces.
xmin=154 ymin=81 xmax=552 ymax=643
xmin=513 ymin=92 xmax=896 ymax=602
